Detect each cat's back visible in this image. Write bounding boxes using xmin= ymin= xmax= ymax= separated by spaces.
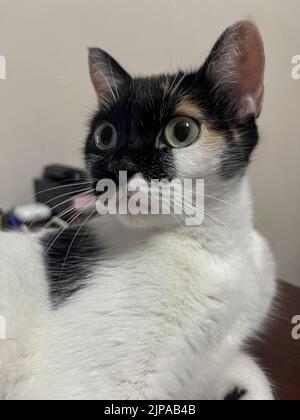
xmin=0 ymin=230 xmax=48 ymax=296
xmin=0 ymin=230 xmax=42 ymax=274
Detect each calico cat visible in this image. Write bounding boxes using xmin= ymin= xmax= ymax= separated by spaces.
xmin=0 ymin=21 xmax=276 ymax=400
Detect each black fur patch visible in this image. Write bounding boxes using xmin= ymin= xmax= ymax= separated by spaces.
xmin=85 ymin=68 xmax=260 ymax=187
xmin=224 ymin=388 xmax=247 ymax=401
xmin=41 ymin=226 xmax=102 ymax=306
xmin=85 ymin=74 xmax=180 ymax=191
xmin=219 ymin=120 xmax=259 ymax=179
xmin=193 ymin=66 xmax=260 ymax=179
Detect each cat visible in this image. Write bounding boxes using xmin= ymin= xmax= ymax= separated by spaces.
xmin=0 ymin=20 xmax=276 ymax=400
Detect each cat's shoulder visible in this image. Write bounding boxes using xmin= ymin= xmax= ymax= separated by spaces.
xmin=0 ymin=230 xmax=42 ymax=262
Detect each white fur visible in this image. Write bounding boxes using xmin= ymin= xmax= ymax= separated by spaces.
xmin=0 ymin=176 xmax=276 ymax=400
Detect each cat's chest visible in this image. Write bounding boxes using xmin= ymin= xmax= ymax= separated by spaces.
xmin=16 ymin=230 xmax=270 ymax=400
xmin=42 ymin=233 xmax=252 ymax=397
xmin=88 ymin=232 xmax=246 ymax=320
xmin=98 ymin=233 xmax=207 ymax=290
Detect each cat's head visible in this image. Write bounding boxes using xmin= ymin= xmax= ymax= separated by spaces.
xmin=85 ymin=20 xmax=265 ymax=229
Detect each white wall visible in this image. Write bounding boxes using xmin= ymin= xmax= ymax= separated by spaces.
xmin=0 ymin=0 xmax=299 ymax=285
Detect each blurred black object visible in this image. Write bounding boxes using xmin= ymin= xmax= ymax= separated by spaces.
xmin=42 ymin=165 xmax=86 ymax=183
xmin=34 ymin=165 xmax=89 ymax=219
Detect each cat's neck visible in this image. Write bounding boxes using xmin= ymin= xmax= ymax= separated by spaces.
xmin=203 ymin=175 xmax=253 ymax=231
xmin=197 ymin=175 xmax=254 ymax=247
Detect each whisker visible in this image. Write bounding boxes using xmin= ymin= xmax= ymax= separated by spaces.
xmin=41 ymin=187 xmax=93 ymax=207
xmin=185 ymin=188 xmax=300 ymax=269
xmin=45 ymin=207 xmax=91 ymax=256
xmin=57 ymin=208 xmax=97 ymax=282
xmin=45 ymin=189 xmax=94 ymax=215
xmin=181 ymin=195 xmax=260 ymax=284
xmin=44 ymin=206 xmax=79 ymax=229
xmin=162 ymin=189 xmax=259 ymax=285
xmin=27 ymin=188 xmax=94 ymax=230
xmin=27 ymin=189 xmax=92 ymax=229
xmin=35 ymin=181 xmax=94 ymax=196
xmin=160 ymin=196 xmax=185 ymax=225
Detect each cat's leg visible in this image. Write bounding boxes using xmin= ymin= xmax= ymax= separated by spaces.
xmin=218 ymin=352 xmax=274 ymax=400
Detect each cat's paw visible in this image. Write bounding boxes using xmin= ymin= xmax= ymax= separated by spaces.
xmin=220 ymin=353 xmax=274 ymax=401
xmin=224 ymin=386 xmax=274 ymax=401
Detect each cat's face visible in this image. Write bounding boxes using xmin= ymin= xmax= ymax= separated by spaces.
xmin=85 ymin=21 xmax=265 ymax=229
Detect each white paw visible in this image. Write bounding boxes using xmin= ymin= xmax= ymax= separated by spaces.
xmin=222 ymin=354 xmax=274 ymax=401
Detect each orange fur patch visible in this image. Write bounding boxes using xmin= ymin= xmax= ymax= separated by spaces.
xmin=174 ymin=99 xmax=203 ymax=120
xmin=201 ymin=126 xmax=225 ymax=150
xmin=173 ymin=99 xmax=224 ymax=148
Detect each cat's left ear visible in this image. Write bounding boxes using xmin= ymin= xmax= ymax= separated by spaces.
xmin=202 ymin=20 xmax=265 ymax=120
xmin=89 ymin=48 xmax=131 ymax=104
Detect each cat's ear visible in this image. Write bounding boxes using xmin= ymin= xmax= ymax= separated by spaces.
xmin=203 ymin=20 xmax=265 ymax=119
xmin=88 ymin=48 xmax=131 ymax=104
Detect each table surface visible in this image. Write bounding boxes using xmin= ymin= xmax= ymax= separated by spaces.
xmin=250 ymin=281 xmax=300 ymax=400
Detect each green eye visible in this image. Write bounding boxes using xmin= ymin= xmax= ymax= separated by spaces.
xmin=164 ymin=117 xmax=200 ymax=148
xmin=94 ymin=123 xmax=118 ymax=151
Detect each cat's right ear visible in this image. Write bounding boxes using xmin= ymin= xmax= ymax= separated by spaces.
xmin=88 ymin=48 xmax=131 ymax=104
xmin=202 ymin=21 xmax=265 ymax=120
